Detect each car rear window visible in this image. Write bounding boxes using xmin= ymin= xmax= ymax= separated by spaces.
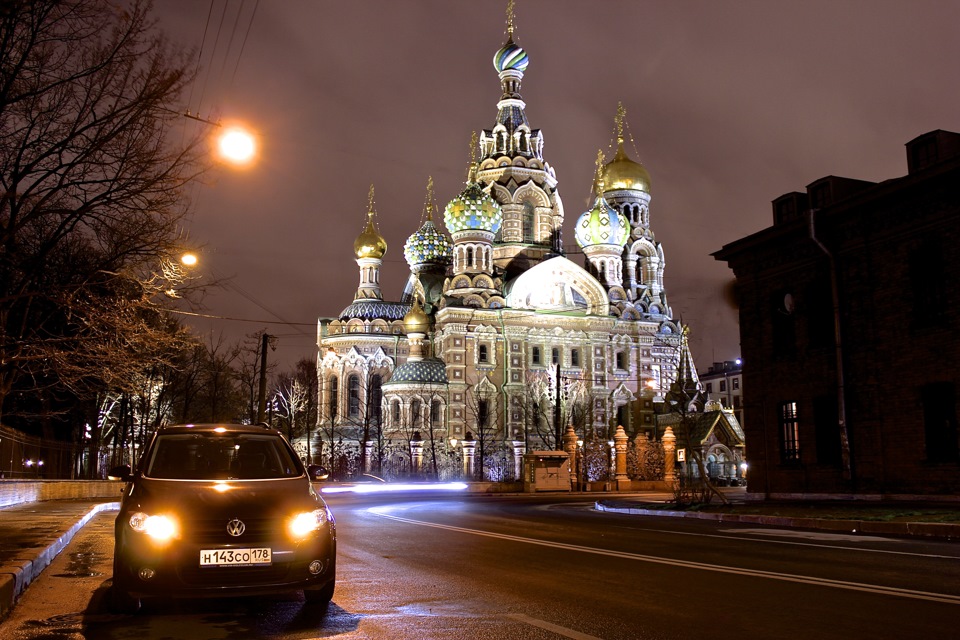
xmin=144 ymin=433 xmax=301 ymax=480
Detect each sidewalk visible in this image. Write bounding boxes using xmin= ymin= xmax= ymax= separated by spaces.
xmin=595 ymin=496 xmax=960 ymax=540
xmin=0 ymin=498 xmax=119 ymax=620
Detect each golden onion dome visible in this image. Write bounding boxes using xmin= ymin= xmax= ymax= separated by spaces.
xmin=602 ymin=141 xmax=651 ymax=194
xmin=354 ymin=210 xmax=387 ymax=260
xmin=403 ymin=298 xmax=430 ymax=335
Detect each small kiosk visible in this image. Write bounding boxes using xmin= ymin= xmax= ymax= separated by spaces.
xmin=522 ymin=451 xmax=572 ymax=492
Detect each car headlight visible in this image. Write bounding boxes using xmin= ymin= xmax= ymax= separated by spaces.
xmin=129 ymin=512 xmax=179 ymax=542
xmin=288 ymin=509 xmax=328 ymax=538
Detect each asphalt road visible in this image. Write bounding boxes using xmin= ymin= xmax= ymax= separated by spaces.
xmin=1 ymin=490 xmax=958 ymax=639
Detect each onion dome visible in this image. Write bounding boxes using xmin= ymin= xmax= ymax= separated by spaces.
xmin=354 ymin=186 xmax=387 ymax=259
xmin=602 ymin=140 xmax=652 ymax=194
xmin=403 ymin=297 xmax=431 ymax=335
xmin=404 ymin=219 xmax=451 ymax=267
xmin=404 ymin=185 xmax=452 ymax=268
xmin=575 ymin=194 xmax=630 ymax=249
xmin=443 ymin=171 xmax=502 ymax=235
xmin=576 ymin=150 xmax=630 ymax=249
xmin=494 ymin=40 xmax=528 ymax=74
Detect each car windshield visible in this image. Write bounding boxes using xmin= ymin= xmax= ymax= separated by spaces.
xmin=144 ymin=433 xmax=301 ymax=480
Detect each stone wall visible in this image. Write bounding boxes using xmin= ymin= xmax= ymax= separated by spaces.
xmin=0 ymin=480 xmax=123 ymax=508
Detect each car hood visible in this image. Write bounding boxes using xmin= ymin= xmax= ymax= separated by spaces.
xmin=124 ymin=476 xmax=324 ymax=518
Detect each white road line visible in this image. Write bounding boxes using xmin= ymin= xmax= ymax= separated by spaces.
xmin=374 ymin=513 xmax=960 ymax=605
xmin=505 ymin=613 xmax=604 ymax=640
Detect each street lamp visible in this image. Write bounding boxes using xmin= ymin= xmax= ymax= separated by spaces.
xmin=216 ymin=124 xmax=258 ymax=167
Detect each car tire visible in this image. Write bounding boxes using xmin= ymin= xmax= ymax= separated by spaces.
xmin=303 ymin=579 xmax=335 ymax=605
xmin=109 ymin=583 xmax=141 ymax=614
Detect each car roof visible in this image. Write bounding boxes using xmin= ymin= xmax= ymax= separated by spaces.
xmin=155 ymin=423 xmax=281 ymax=436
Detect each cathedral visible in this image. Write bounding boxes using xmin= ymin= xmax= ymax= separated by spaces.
xmin=315 ymin=7 xmax=702 ymax=480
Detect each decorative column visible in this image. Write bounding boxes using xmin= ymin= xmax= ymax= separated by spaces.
xmin=363 ymin=441 xmax=374 ymax=474
xmin=512 ymin=440 xmax=525 ymax=482
xmin=563 ymin=425 xmax=578 ymax=489
xmin=461 ymin=433 xmax=477 ymax=480
xmin=614 ymin=424 xmax=629 ymax=486
xmin=410 ymin=432 xmax=424 ymax=477
xmin=662 ymin=426 xmax=676 ymax=484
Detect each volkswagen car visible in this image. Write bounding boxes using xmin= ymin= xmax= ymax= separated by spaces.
xmin=109 ymin=423 xmax=335 ymax=613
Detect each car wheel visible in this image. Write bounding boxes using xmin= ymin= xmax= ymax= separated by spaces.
xmin=303 ymin=579 xmax=335 ymax=605
xmin=109 ymin=583 xmax=141 ymax=614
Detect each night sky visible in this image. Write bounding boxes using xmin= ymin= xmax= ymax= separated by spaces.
xmin=154 ymin=0 xmax=960 ymax=372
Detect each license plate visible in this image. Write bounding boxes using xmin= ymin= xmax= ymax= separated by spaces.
xmin=199 ymin=547 xmax=272 ymax=567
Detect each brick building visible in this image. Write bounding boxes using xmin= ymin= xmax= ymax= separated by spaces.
xmin=714 ymin=129 xmax=960 ymax=500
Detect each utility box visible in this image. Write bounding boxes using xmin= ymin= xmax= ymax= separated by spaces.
xmin=523 ymin=451 xmax=571 ymax=492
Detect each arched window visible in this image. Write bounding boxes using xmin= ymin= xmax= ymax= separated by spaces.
xmin=478 ymin=399 xmax=490 ymax=429
xmin=431 ymin=399 xmax=442 ymax=425
xmin=391 ymin=399 xmax=401 ymax=424
xmin=348 ymin=374 xmax=361 ymax=418
xmin=615 ymin=351 xmax=625 ymax=370
xmin=328 ymin=376 xmax=338 ymax=419
xmin=522 ymin=201 xmax=535 ymax=243
xmin=466 ymin=246 xmax=474 ymax=269
xmin=411 ymin=399 xmax=422 ymax=427
xmin=478 ymin=344 xmax=489 ymax=363
xmin=370 ymin=374 xmax=383 ymax=426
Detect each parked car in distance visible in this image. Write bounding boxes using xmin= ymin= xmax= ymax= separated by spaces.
xmin=109 ymin=423 xmax=335 ymax=613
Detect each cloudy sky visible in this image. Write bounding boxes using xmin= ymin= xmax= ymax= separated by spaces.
xmin=154 ymin=0 xmax=960 ymax=372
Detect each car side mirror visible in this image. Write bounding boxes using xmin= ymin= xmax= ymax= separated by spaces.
xmin=108 ymin=464 xmax=132 ymax=482
xmin=307 ymin=465 xmax=330 ymax=481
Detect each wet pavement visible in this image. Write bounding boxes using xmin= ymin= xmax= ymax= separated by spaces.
xmin=0 ymin=498 xmax=119 ymax=620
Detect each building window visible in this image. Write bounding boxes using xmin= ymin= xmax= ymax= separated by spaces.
xmin=921 ymin=382 xmax=959 ymax=462
xmin=348 ymin=374 xmax=361 ymax=418
xmin=431 ymin=399 xmax=442 ymax=425
xmin=719 ymin=380 xmax=727 ymax=392
xmin=532 ymin=346 xmax=541 ymax=365
xmin=478 ymin=344 xmax=489 ymax=363
xmin=778 ymin=401 xmax=800 ymax=463
xmin=772 ymin=290 xmax=797 ymax=359
xmin=615 ymin=351 xmax=625 ymax=369
xmin=732 ymin=377 xmax=740 ymax=391
xmin=391 ymin=399 xmax=400 ymax=424
xmin=910 ymin=239 xmax=947 ymax=329
xmin=328 ymin=376 xmax=338 ymax=419
xmin=813 ymin=394 xmax=840 ymax=466
xmin=552 ymin=347 xmax=559 ymax=365
xmin=571 ymin=348 xmax=581 ymax=367
xmin=705 ymin=382 xmax=713 ymax=394
xmin=478 ymin=399 xmax=490 ymax=429
xmin=411 ymin=398 xmax=422 ymax=428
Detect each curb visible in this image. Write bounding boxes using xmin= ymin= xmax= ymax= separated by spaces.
xmin=0 ymin=501 xmax=119 ymax=621
xmin=594 ymin=501 xmax=960 ymax=541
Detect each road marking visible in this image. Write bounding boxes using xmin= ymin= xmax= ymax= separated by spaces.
xmin=374 ymin=512 xmax=960 ymax=605
xmin=721 ymin=528 xmax=890 ymax=542
xmin=616 ymin=524 xmax=960 ymax=560
xmin=505 ymin=613 xmax=604 ymax=640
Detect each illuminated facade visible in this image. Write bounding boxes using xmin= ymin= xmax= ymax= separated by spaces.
xmin=316 ymin=9 xmax=700 ymax=478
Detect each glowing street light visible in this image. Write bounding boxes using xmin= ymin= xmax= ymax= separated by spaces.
xmin=180 ymin=252 xmax=198 ymax=267
xmin=216 ymin=125 xmax=257 ymax=166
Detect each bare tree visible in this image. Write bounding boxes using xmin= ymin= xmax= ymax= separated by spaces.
xmin=0 ymin=0 xmax=207 ymax=430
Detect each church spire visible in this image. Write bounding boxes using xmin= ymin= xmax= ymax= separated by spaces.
xmin=353 ymin=185 xmax=387 ymax=300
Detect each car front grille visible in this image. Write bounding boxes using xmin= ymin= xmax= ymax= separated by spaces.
xmin=178 ymin=563 xmax=296 ymax=587
xmin=187 ymin=517 xmax=279 ymax=544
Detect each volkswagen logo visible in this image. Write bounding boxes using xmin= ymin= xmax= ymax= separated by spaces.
xmin=226 ymin=519 xmax=246 ymax=537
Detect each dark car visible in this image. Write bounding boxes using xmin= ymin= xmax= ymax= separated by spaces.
xmin=109 ymin=423 xmax=335 ymax=613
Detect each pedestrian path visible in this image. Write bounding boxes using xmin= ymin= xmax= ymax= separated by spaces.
xmin=0 ymin=498 xmax=118 ymax=619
